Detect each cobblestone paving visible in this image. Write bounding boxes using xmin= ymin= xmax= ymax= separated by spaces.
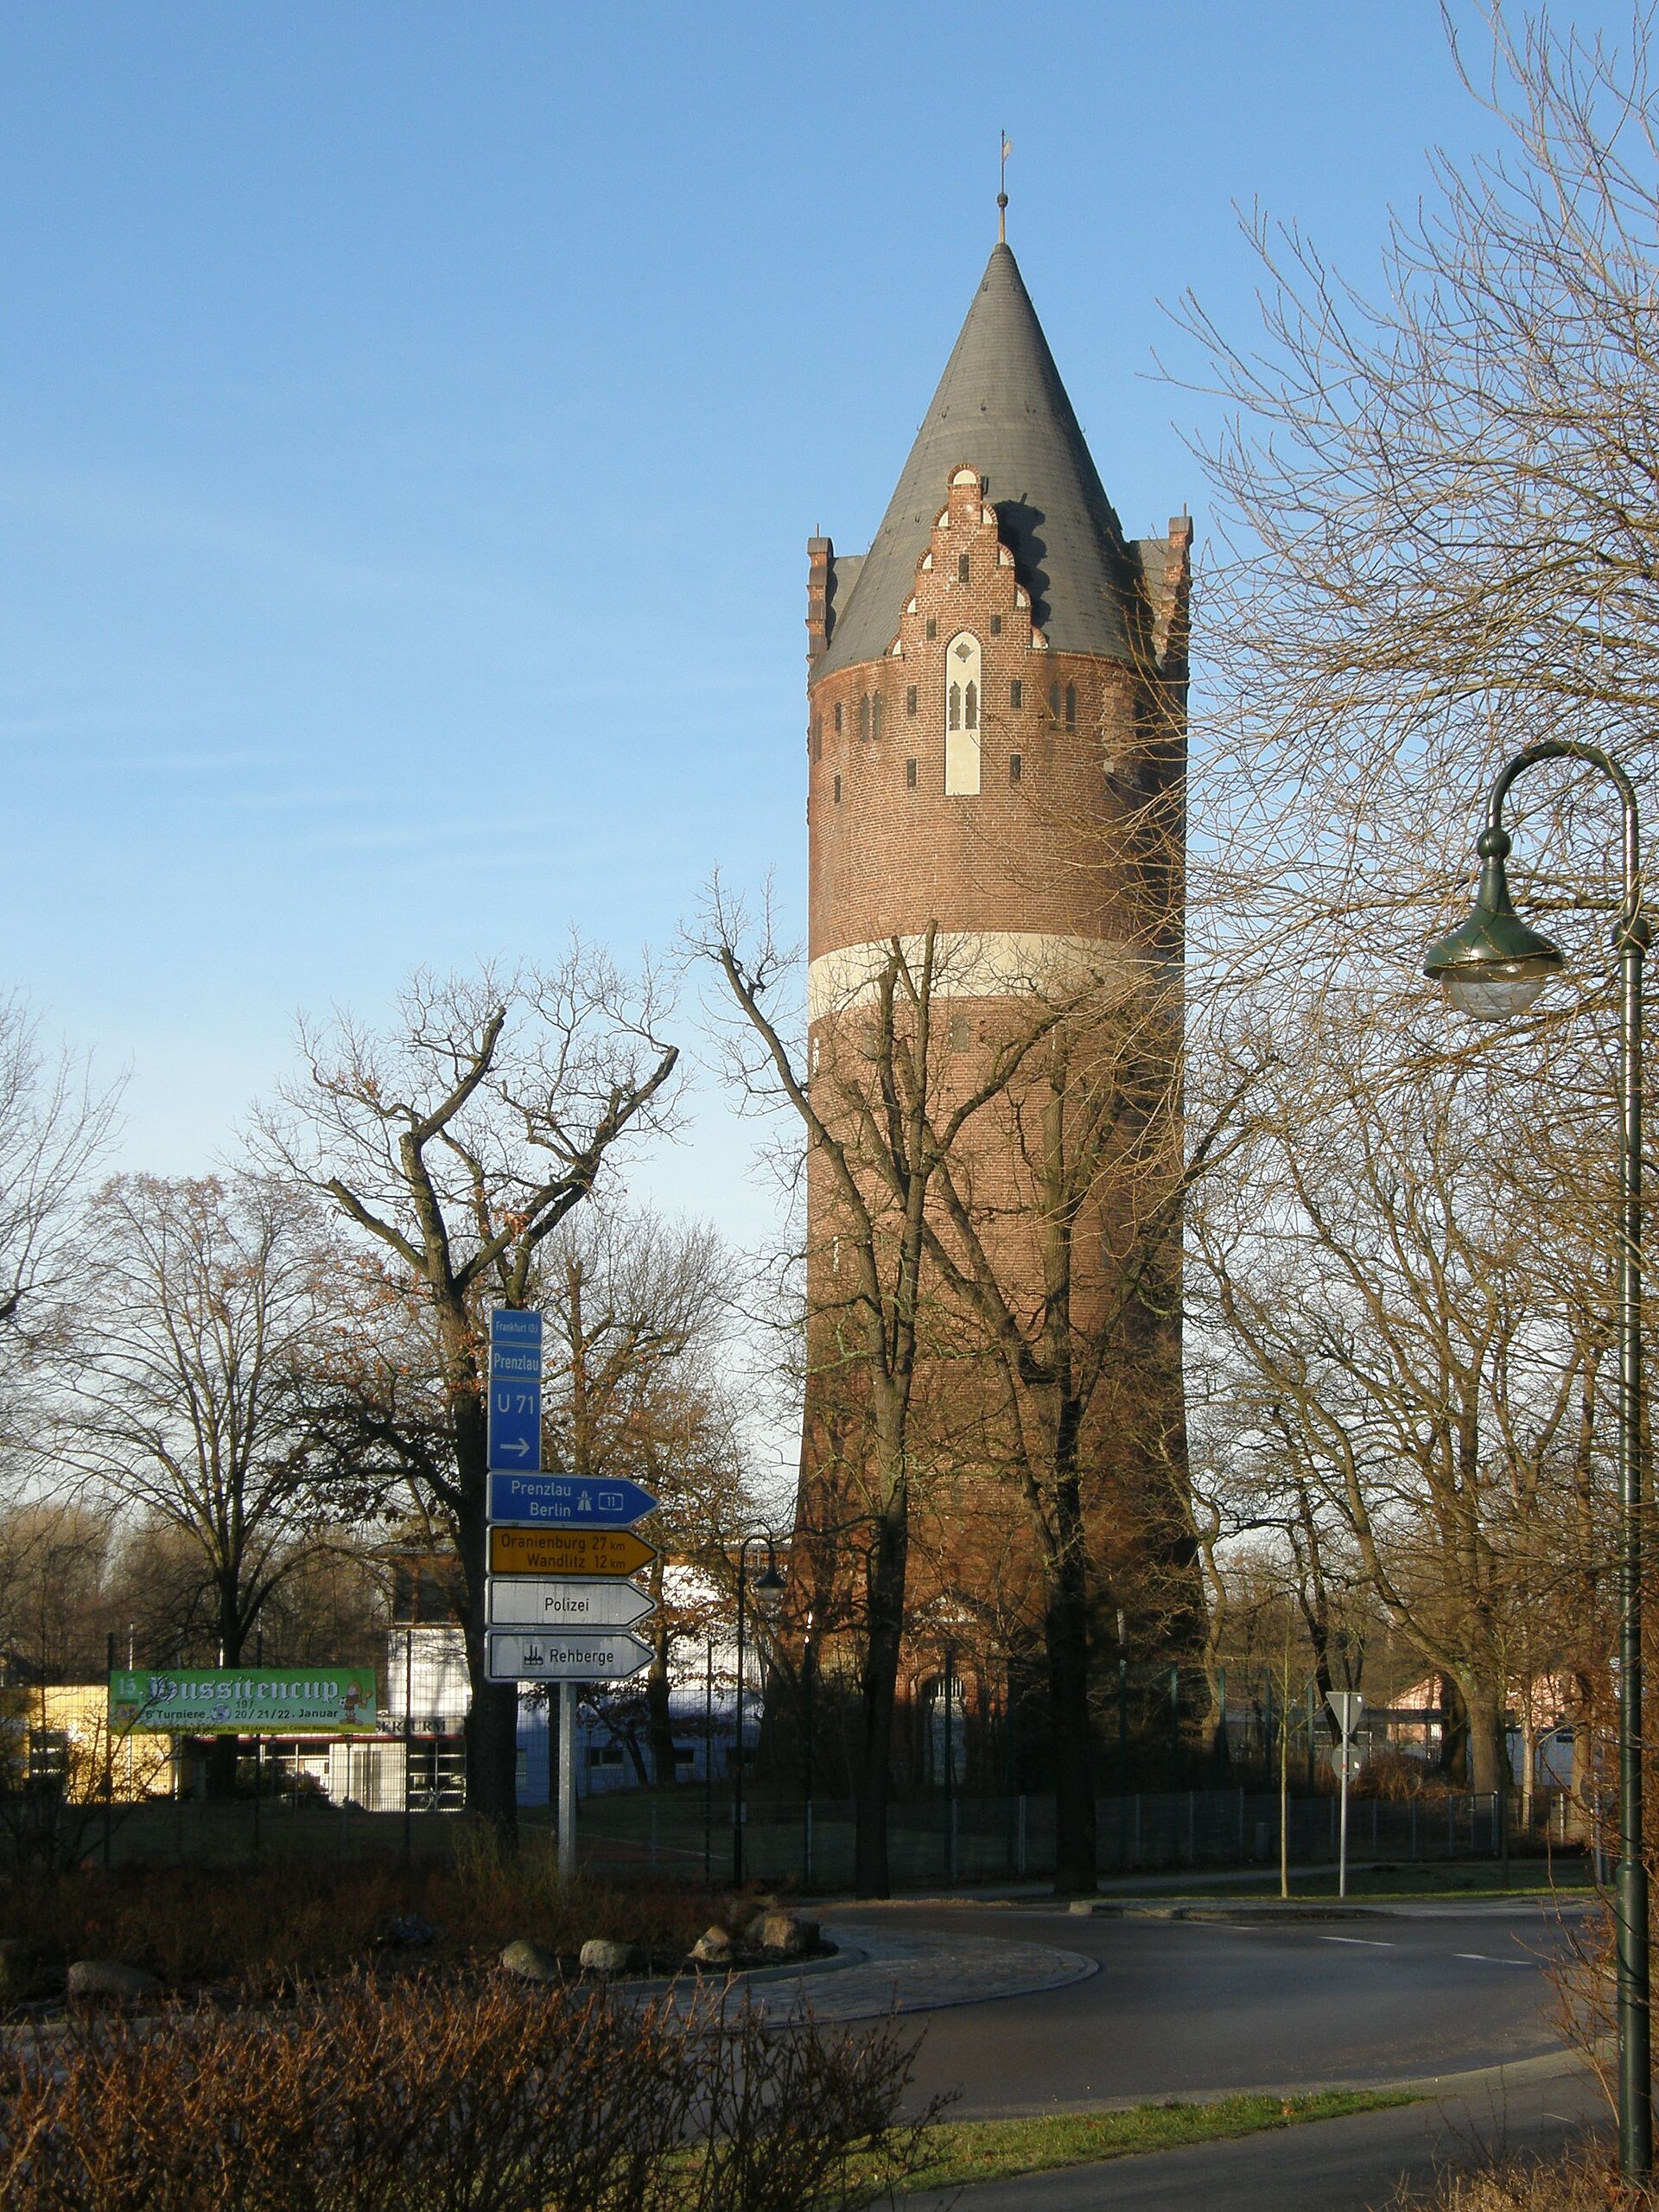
xmin=737 ymin=1923 xmax=1097 ymax=2022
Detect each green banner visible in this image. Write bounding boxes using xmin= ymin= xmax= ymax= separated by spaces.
xmin=109 ymin=1668 xmax=378 ymax=1736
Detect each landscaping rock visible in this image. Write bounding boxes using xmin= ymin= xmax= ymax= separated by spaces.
xmin=499 ymin=1938 xmax=562 ymax=1983
xmin=756 ymin=1911 xmax=817 ymax=1957
xmin=579 ymin=1938 xmax=639 ymax=1977
xmin=372 ymin=1914 xmax=435 ymax=1949
xmin=66 ymin=1959 xmax=159 ymax=2005
xmin=690 ymin=1926 xmax=734 ymax=1965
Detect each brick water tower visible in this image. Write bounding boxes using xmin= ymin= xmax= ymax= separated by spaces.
xmin=797 ymin=219 xmax=1194 ymax=1792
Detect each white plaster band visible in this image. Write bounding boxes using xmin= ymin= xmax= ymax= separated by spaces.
xmin=807 ymin=931 xmax=1140 ymax=1020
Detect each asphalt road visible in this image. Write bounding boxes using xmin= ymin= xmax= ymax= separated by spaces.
xmin=824 ymin=1901 xmax=1579 ymax=2116
xmin=819 ymin=1900 xmax=1602 ymax=2209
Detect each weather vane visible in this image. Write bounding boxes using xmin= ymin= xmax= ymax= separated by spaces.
xmin=998 ymin=130 xmax=1011 ymax=242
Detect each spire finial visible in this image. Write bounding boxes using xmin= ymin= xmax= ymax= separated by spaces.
xmin=998 ymin=130 xmax=1010 ymax=243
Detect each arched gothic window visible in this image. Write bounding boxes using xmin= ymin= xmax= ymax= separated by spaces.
xmin=944 ymin=632 xmax=982 ymax=795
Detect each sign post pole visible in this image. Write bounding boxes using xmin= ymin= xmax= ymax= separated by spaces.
xmin=1327 ymin=1692 xmax=1364 ymax=1898
xmin=558 ymin=1681 xmax=577 ymax=1882
xmin=1338 ymin=1734 xmax=1351 ymax=1898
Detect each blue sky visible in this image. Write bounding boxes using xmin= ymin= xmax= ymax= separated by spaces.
xmin=0 ymin=2 xmax=1626 ymax=1238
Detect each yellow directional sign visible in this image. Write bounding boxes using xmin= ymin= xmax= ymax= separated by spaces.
xmin=488 ymin=1526 xmax=657 ymax=1580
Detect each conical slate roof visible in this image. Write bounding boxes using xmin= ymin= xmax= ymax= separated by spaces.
xmin=817 ymin=242 xmax=1136 ymax=677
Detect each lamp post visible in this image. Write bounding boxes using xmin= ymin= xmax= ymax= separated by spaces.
xmin=1424 ymin=738 xmax=1649 ymax=2182
xmin=801 ymin=1610 xmax=816 ymax=1889
xmin=733 ymin=1535 xmax=785 ymax=1888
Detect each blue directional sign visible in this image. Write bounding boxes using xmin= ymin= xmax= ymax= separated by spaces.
xmin=487 ymin=1309 xmax=543 ymax=1474
xmin=487 ymin=1472 xmax=659 ymax=1529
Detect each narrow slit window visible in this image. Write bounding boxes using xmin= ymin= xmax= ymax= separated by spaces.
xmin=1009 ymin=753 xmax=1022 ymax=783
xmin=948 ymin=682 xmax=961 ymax=730
xmin=859 ymin=696 xmax=870 ymax=741
xmin=1010 ymin=678 xmax=1022 ymax=709
xmin=964 ymin=679 xmax=977 ymax=729
xmin=906 ymin=685 xmax=918 ymax=716
xmin=1065 ymin=684 xmax=1077 ymax=728
xmin=989 ymin=613 xmax=1001 ymax=635
xmin=871 ymin=695 xmax=882 ymax=740
xmin=1049 ymin=682 xmax=1060 ymax=721
xmin=811 ymin=724 xmax=821 ymax=760
xmin=835 ymin=702 xmax=843 ymax=733
xmin=833 ymin=773 xmax=842 ymax=803
xmin=957 ymin=553 xmax=970 ymax=583
xmin=925 ymin=617 xmax=937 ymax=639
xmin=906 ymin=757 xmax=918 ymax=789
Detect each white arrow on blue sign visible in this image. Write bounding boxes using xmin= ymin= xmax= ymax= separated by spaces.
xmin=487 ymin=1309 xmax=543 ymax=1473
xmin=486 ymin=1471 xmax=658 ymax=1529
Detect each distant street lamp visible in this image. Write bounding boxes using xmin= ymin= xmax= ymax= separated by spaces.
xmin=733 ymin=1536 xmax=785 ymax=1888
xmin=1424 ymin=738 xmax=1650 ymax=2183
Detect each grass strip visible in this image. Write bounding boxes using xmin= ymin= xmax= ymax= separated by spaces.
xmin=874 ymin=2088 xmax=1418 ymax=2196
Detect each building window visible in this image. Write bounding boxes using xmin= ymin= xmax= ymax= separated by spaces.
xmin=989 ymin=613 xmax=1001 ymax=635
xmin=859 ymin=695 xmax=870 ymax=741
xmin=871 ymin=695 xmax=882 ymax=740
xmin=1065 ymin=683 xmax=1077 ymax=728
xmin=1049 ymin=682 xmax=1061 ymax=721
xmin=835 ymin=701 xmax=843 ymax=733
xmin=811 ymin=726 xmax=822 ymax=761
xmin=1010 ymin=753 xmax=1022 ymax=783
xmin=906 ymin=758 xmax=918 ymax=789
xmin=925 ymin=616 xmax=938 ymax=639
xmin=1010 ymin=678 xmax=1022 ymax=709
xmin=957 ymin=553 xmax=970 ymax=582
xmin=944 ymin=632 xmax=982 ymax=795
xmin=906 ymin=685 xmax=918 ymax=715
xmin=833 ymin=774 xmax=842 ymax=804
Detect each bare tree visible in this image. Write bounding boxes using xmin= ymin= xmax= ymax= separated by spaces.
xmin=63 ymin=1173 xmax=338 ymax=1792
xmin=537 ymin=1205 xmax=756 ymax=1781
xmin=1191 ymin=1014 xmax=1615 ymax=1793
xmin=693 ymin=881 xmax=1082 ymax=1895
xmin=264 ymin=957 xmax=678 ymax=1834
xmin=914 ymin=966 xmax=1259 ymax=1889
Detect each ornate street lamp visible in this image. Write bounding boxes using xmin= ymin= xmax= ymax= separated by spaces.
xmin=733 ymin=1537 xmax=785 ymax=1888
xmin=1424 ymin=738 xmax=1650 ymax=2182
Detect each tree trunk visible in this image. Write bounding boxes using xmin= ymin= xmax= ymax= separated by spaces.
xmin=1463 ymin=1680 xmax=1507 ymax=1796
xmin=646 ymin=1613 xmax=676 ymax=1784
xmin=456 ymin=1387 xmax=518 ymax=1840
xmin=205 ymin=1602 xmax=244 ymax=1802
xmin=1046 ymin=1468 xmax=1097 ymax=1896
xmin=855 ymin=1478 xmax=908 ymax=1897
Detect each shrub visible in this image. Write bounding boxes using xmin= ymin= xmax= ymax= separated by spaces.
xmin=0 ymin=1971 xmax=938 ymax=2212
xmin=0 ymin=1843 xmax=719 ymax=1998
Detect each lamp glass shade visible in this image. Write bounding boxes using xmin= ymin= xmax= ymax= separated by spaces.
xmin=1423 ymin=836 xmax=1564 ymax=1022
xmin=1442 ymin=970 xmax=1552 ymax=1021
xmin=753 ymin=1563 xmax=787 ymax=1618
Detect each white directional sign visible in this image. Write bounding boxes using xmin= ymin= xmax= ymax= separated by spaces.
xmin=486 ymin=1630 xmax=652 ymax=1684
xmin=486 ymin=1578 xmax=655 ymax=1630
